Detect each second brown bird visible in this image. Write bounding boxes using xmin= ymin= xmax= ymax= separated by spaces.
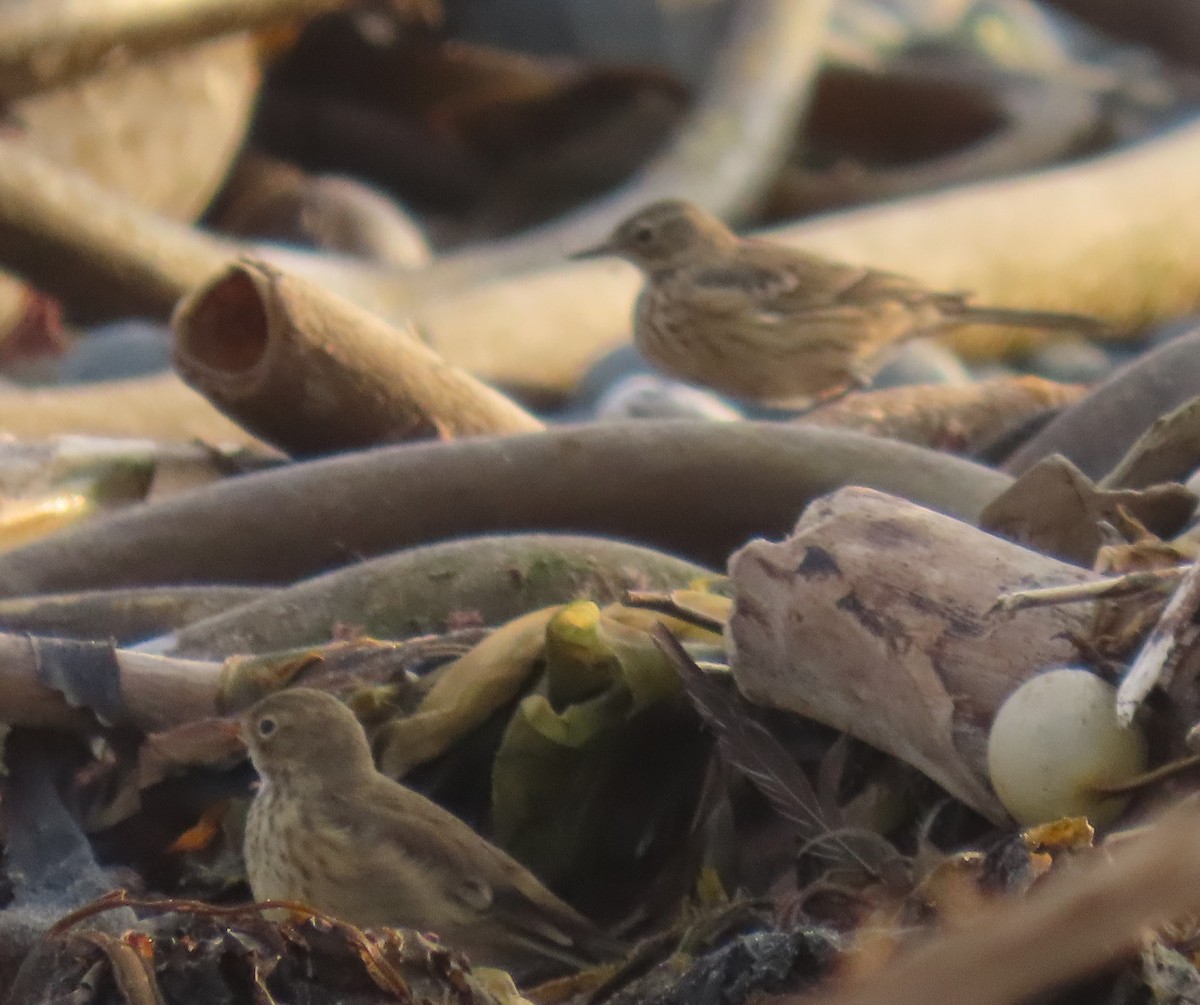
xmin=574 ymin=199 xmax=1106 ymax=406
xmin=241 ymin=688 xmax=620 ymax=982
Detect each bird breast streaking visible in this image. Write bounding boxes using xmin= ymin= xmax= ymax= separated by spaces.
xmin=573 ymin=199 xmax=1107 ymax=406
xmin=240 ymin=688 xmax=621 ymax=983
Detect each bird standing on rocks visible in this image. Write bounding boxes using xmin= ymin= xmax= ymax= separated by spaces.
xmin=573 ymin=199 xmax=1107 ymax=406
xmin=240 ymin=688 xmax=620 ymax=982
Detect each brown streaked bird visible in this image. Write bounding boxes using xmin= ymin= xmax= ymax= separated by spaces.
xmin=573 ymin=199 xmax=1107 ymax=405
xmin=241 ymin=688 xmax=620 ymax=982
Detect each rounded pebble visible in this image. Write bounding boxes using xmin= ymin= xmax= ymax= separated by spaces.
xmin=987 ymin=668 xmax=1147 ymax=826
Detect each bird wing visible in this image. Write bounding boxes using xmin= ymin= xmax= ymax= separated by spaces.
xmin=690 ymin=241 xmax=955 ymax=316
xmin=329 ymin=777 xmax=611 ymax=963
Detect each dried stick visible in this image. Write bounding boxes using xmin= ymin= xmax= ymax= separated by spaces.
xmin=172 ymin=259 xmax=542 ymax=454
xmin=993 ymin=566 xmax=1180 ymax=614
xmin=993 ymin=567 xmax=1187 ymax=613
xmin=800 ymin=375 xmax=1087 ymax=453
xmin=1116 ymin=558 xmax=1200 ymax=724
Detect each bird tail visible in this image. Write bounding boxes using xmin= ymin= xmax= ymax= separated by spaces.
xmin=952 ymin=303 xmax=1111 ymax=336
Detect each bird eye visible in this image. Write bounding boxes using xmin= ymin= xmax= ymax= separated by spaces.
xmin=633 ymin=225 xmax=654 ymax=244
xmin=257 ymin=716 xmax=277 ymax=738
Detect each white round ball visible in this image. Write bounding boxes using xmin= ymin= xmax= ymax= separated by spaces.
xmin=987 ymin=668 xmax=1148 ymax=826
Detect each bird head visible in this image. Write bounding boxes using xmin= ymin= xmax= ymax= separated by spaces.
xmin=242 ymin=688 xmax=376 ymax=790
xmin=571 ymin=199 xmax=738 ymax=275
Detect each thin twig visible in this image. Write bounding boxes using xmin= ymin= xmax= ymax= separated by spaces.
xmin=624 ymin=589 xmax=729 ymax=633
xmin=1089 ymin=752 xmax=1200 ymax=795
xmin=1117 ymin=559 xmax=1200 ymax=725
xmin=992 ymin=566 xmax=1186 ymax=613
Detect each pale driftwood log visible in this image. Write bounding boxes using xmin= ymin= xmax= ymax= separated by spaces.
xmin=11 ymin=34 xmax=259 ymax=224
xmin=1 ymin=121 xmax=1199 ymax=393
xmin=0 ymin=0 xmax=353 ymax=99
xmin=786 ymin=802 xmax=1200 ymax=1005
xmin=172 ymin=260 xmax=542 ymax=454
xmin=0 ymin=374 xmax=265 ymax=445
xmin=728 ymin=486 xmax=1096 ymax=821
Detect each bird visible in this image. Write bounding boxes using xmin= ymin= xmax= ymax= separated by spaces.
xmin=572 ymin=199 xmax=1107 ymax=406
xmin=240 ymin=687 xmax=621 ymax=982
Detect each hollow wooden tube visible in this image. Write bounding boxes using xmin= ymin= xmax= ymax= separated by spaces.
xmin=171 ymin=259 xmax=543 ymax=455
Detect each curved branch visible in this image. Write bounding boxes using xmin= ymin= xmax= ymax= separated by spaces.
xmin=0 ymin=422 xmax=1012 ymax=596
xmin=422 ymin=0 xmax=835 ymax=283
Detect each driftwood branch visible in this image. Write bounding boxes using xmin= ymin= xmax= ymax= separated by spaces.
xmin=729 ymin=486 xmax=1096 ymax=820
xmin=0 ymin=133 xmax=238 ymax=319
xmin=801 ymin=375 xmax=1086 ymax=453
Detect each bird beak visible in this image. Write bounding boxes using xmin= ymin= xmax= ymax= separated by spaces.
xmin=569 ymin=240 xmax=612 ymax=261
xmin=217 ymin=717 xmax=248 ymax=747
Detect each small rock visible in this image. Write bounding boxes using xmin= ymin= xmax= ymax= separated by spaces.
xmin=1024 ymin=338 xmax=1114 ymax=384
xmin=873 ymin=338 xmax=972 ymax=388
